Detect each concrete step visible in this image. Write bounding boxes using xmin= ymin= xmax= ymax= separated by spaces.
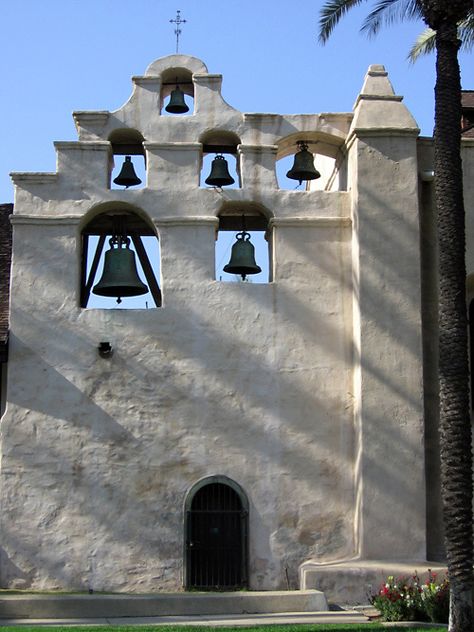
xmin=301 ymin=560 xmax=447 ymax=604
xmin=0 ymin=612 xmax=371 ymax=627
xmin=0 ymin=590 xmax=328 ymax=619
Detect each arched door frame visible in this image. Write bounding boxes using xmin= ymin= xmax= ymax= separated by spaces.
xmin=183 ymin=475 xmax=249 ymax=590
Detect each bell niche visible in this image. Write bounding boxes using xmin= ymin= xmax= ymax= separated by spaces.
xmin=216 ymin=205 xmax=271 ymax=284
xmin=80 ymin=209 xmax=161 ymax=309
xmin=109 ymin=129 xmax=146 ymax=190
xmin=276 ymin=137 xmax=338 ymax=191
xmin=200 ymin=130 xmax=241 ymax=188
xmin=161 ymin=68 xmax=193 ymax=115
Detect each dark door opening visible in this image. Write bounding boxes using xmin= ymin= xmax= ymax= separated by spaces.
xmin=186 ymin=480 xmax=248 ymax=590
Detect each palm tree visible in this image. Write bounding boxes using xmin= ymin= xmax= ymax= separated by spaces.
xmin=319 ymin=2 xmax=473 ymax=631
xmin=409 ymin=12 xmax=473 ymax=60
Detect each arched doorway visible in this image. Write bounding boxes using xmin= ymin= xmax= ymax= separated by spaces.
xmin=185 ymin=476 xmax=248 ymax=590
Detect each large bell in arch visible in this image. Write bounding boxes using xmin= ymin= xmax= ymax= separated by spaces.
xmin=165 ymin=85 xmax=189 ymax=114
xmin=205 ymin=154 xmax=235 ymax=187
xmin=223 ymin=231 xmax=262 ymax=280
xmin=286 ymin=141 xmax=321 ymax=184
xmin=113 ymin=156 xmax=142 ymax=188
xmin=92 ymin=236 xmax=148 ymax=303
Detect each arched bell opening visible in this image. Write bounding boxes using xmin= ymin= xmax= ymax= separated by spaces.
xmin=160 ymin=67 xmax=194 ymax=115
xmin=216 ymin=203 xmax=272 ymax=284
xmin=200 ymin=130 xmax=241 ymax=189
xmin=108 ymin=129 xmax=146 ymax=190
xmin=276 ymin=134 xmax=346 ymax=192
xmin=184 ymin=476 xmax=249 ymax=590
xmin=80 ymin=205 xmax=161 ymax=309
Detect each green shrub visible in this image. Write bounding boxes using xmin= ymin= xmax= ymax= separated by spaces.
xmin=371 ymin=574 xmax=425 ymax=621
xmin=371 ymin=570 xmax=449 ymax=623
xmin=420 ymin=570 xmax=449 ymax=624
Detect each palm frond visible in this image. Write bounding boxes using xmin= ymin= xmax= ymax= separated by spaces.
xmin=361 ymin=0 xmax=422 ymax=37
xmin=459 ymin=11 xmax=474 ymax=51
xmin=408 ymin=11 xmax=474 ymax=62
xmin=318 ymin=0 xmax=366 ymax=43
xmin=407 ymin=27 xmax=436 ymax=62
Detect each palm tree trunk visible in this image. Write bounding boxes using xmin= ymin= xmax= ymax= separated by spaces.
xmin=434 ymin=19 xmax=473 ymax=632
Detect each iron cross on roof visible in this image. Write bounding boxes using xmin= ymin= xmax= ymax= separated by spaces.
xmin=170 ymin=10 xmax=187 ymax=53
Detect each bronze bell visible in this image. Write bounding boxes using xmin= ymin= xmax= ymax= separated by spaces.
xmin=165 ymin=86 xmax=189 ymax=114
xmin=286 ymin=141 xmax=321 ymax=184
xmin=113 ymin=156 xmax=142 ymax=188
xmin=223 ymin=231 xmax=262 ymax=280
xmin=205 ymin=154 xmax=235 ymax=187
xmin=92 ymin=237 xmax=148 ymax=303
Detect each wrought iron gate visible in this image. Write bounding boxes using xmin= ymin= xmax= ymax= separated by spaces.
xmin=186 ymin=481 xmax=248 ymax=589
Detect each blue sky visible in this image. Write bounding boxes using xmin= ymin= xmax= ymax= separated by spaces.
xmin=1 ymin=0 xmax=472 ymax=205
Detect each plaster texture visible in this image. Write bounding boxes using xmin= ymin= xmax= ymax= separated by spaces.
xmin=1 ymin=55 xmax=465 ymax=598
xmin=301 ymin=561 xmax=447 ymax=605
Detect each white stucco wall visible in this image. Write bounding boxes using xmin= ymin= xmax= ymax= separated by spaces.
xmin=0 ymin=56 xmax=432 ymax=592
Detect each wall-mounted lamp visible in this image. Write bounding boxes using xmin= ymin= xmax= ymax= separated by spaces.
xmin=420 ymin=170 xmax=435 ymax=182
xmin=98 ymin=341 xmax=113 ymax=358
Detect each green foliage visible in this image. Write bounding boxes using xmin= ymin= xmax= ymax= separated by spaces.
xmin=318 ymin=0 xmax=473 ymax=58
xmin=318 ymin=0 xmax=366 ymax=43
xmin=409 ymin=13 xmax=474 ymax=61
xmin=318 ymin=0 xmax=421 ymax=43
xmin=420 ymin=570 xmax=449 ymax=624
xmin=371 ymin=571 xmax=449 ymax=624
xmin=371 ymin=574 xmax=425 ymax=621
xmin=360 ymin=0 xmax=422 ymax=37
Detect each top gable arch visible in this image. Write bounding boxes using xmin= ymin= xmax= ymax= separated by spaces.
xmin=145 ymin=55 xmax=208 ymax=77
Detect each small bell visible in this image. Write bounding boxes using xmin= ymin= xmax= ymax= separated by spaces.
xmin=205 ymin=155 xmax=235 ymax=187
xmin=93 ymin=236 xmax=148 ymax=303
xmin=286 ymin=141 xmax=321 ymax=184
xmin=165 ymin=85 xmax=189 ymax=114
xmin=223 ymin=231 xmax=262 ymax=280
xmin=113 ymin=156 xmax=142 ymax=188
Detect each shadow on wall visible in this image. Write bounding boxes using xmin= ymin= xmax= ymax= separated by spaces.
xmin=1 ymin=134 xmax=429 ymax=586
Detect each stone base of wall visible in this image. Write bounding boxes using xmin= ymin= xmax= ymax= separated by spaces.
xmin=300 ymin=559 xmax=447 ymax=605
xmin=0 ymin=590 xmax=328 ymax=619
